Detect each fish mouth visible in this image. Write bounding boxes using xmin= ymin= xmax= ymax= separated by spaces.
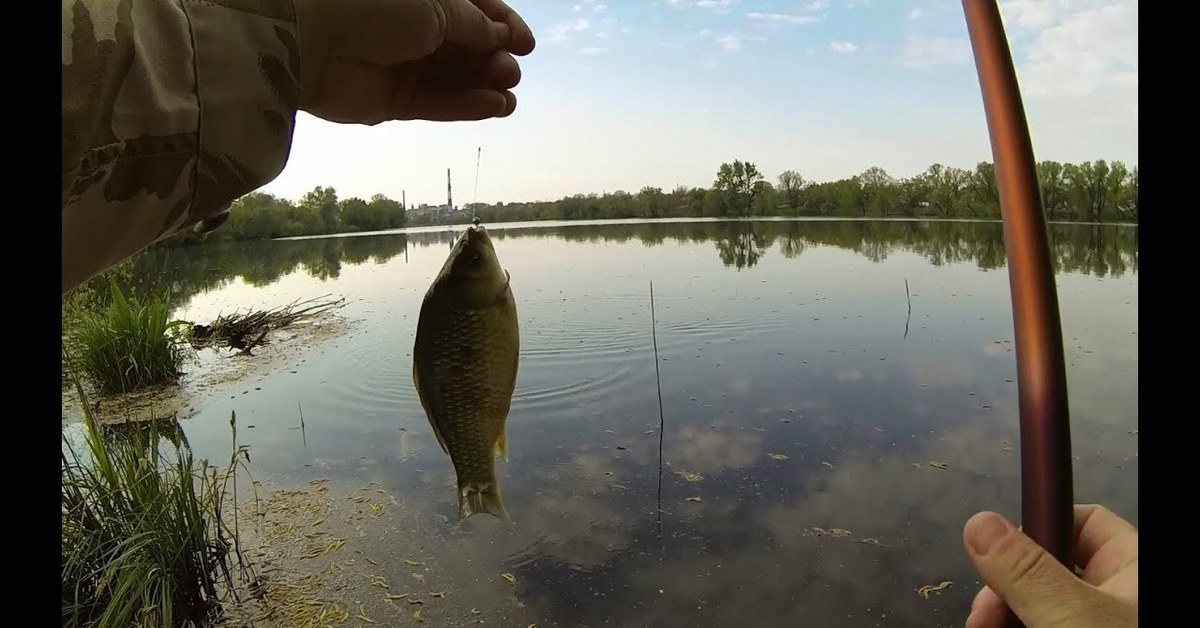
xmin=462 ymin=225 xmax=492 ymax=250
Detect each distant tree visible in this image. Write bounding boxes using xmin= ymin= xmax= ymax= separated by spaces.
xmin=713 ymin=160 xmax=764 ymax=217
xmin=777 ymin=170 xmax=805 ymax=211
xmin=300 ymin=186 xmax=340 ymax=231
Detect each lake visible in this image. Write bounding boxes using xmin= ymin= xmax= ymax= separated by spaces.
xmin=65 ymin=218 xmax=1139 ymax=627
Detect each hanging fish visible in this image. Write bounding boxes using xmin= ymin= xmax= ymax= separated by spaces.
xmin=412 ymin=224 xmax=519 ymax=519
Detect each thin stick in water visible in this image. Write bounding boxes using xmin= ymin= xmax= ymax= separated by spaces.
xmin=650 ymin=280 xmax=666 ymax=545
xmin=904 ymin=277 xmax=912 ymax=340
xmin=298 ymin=401 xmax=307 ymax=451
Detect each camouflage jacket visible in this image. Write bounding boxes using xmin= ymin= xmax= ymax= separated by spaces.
xmin=61 ymin=0 xmax=300 ymax=295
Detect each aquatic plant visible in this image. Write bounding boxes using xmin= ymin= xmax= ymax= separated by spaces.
xmin=61 ymin=368 xmax=251 ymax=628
xmin=65 ymin=281 xmax=191 ymax=395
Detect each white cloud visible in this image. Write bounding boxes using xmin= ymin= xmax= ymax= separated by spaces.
xmin=666 ymin=0 xmax=738 ymax=11
xmin=596 ymin=31 xmax=609 ymax=39
xmin=572 ymin=4 xmax=581 ymax=11
xmin=908 ymin=8 xmax=923 ymax=20
xmin=807 ymin=0 xmax=830 ymax=9
xmin=547 ymin=18 xmax=591 ymax=43
xmin=1001 ymin=0 xmax=1138 ymax=149
xmin=830 ymin=40 xmax=858 ymax=53
xmin=746 ymin=12 xmax=822 ymax=25
xmin=593 ymin=3 xmax=607 ymax=12
xmin=894 ymin=37 xmax=970 ymax=69
xmin=578 ymin=47 xmax=610 ymax=55
xmin=716 ymin=34 xmax=741 ymax=51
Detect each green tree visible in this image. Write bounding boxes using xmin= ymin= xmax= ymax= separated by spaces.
xmin=713 ymin=160 xmax=764 ymax=217
xmin=300 ymin=186 xmax=340 ymax=231
xmin=777 ymin=170 xmax=805 ymax=211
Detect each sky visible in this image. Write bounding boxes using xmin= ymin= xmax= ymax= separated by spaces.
xmin=259 ymin=0 xmax=1138 ymax=207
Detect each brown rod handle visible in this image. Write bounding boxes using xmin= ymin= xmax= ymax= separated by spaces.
xmin=960 ymin=2 xmax=1076 ymax=627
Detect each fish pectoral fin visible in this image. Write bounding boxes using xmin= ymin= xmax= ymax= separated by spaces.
xmin=493 ymin=430 xmax=508 ymax=462
xmin=494 ymin=271 xmax=512 ymax=306
xmin=412 ymin=361 xmax=449 ymax=455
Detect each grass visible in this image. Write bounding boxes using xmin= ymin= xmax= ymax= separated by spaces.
xmin=64 ymin=281 xmax=192 ymax=395
xmin=61 ymin=359 xmax=253 ymax=628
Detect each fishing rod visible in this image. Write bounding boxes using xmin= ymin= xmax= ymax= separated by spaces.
xmin=961 ymin=2 xmax=1074 ymax=626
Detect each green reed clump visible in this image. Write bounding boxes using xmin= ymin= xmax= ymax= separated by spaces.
xmin=61 ymin=371 xmax=249 ymax=628
xmin=66 ymin=281 xmax=191 ymax=395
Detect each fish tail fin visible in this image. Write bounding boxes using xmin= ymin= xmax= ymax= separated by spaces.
xmin=457 ymin=480 xmax=507 ymax=520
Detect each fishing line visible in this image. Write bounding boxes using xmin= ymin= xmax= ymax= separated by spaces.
xmin=472 ymin=146 xmax=482 ymax=226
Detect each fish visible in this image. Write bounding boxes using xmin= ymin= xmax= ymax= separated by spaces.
xmin=412 ymin=225 xmax=519 ymax=520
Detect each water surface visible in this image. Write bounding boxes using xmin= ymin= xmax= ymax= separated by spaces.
xmin=70 ymin=219 xmax=1139 ymax=627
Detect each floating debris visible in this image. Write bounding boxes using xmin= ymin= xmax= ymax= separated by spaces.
xmin=413 ymin=607 xmax=424 ymax=623
xmin=356 ymin=604 xmax=376 ymax=623
xmin=189 ymin=295 xmax=346 ymax=354
xmin=917 ymin=580 xmax=953 ymax=599
xmin=404 ymin=559 xmax=425 ymax=567
xmin=370 ymin=577 xmax=389 ymax=589
xmin=929 ymin=461 xmax=949 ymax=470
xmin=500 ymin=573 xmax=516 ymax=584
xmin=685 ymin=496 xmax=703 ymax=503
xmin=429 ymin=591 xmax=446 ymax=599
xmin=767 ymin=453 xmax=789 ymax=461
xmin=821 ymin=461 xmax=834 ymax=469
xmin=386 ymin=593 xmax=410 ymax=600
xmin=1001 ymin=440 xmax=1013 ymax=452
xmin=675 ymin=471 xmax=703 ymax=483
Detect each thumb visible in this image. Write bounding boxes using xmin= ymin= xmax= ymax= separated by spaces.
xmin=963 ymin=512 xmax=1095 ymax=627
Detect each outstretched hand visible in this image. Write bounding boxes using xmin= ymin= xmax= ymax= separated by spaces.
xmin=294 ymin=0 xmax=536 ymax=125
xmin=963 ymin=504 xmax=1138 ymax=628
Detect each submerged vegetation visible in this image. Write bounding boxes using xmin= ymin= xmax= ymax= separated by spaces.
xmin=61 ymin=368 xmax=252 ymax=628
xmin=64 ymin=282 xmax=191 ymax=395
xmin=154 ymin=158 xmax=1137 ymax=247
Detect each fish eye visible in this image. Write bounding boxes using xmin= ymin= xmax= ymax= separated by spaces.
xmin=469 ymin=252 xmax=481 ymax=266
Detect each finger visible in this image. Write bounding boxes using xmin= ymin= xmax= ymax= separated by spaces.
xmin=1073 ymin=504 xmax=1138 ymax=583
xmin=426 ymin=47 xmax=522 ymax=90
xmin=397 ymin=87 xmax=514 ymax=121
xmin=963 ymin=511 xmax=1097 ymax=626
xmin=965 ymin=586 xmax=1006 ymax=628
xmin=471 ymin=0 xmax=536 ymax=55
xmin=442 ymin=0 xmax=511 ymax=53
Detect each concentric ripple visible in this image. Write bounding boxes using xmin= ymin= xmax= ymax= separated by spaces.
xmin=309 ymin=293 xmax=792 ymax=427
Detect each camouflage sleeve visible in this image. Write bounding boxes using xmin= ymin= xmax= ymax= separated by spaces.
xmin=61 ymin=0 xmax=300 ymax=295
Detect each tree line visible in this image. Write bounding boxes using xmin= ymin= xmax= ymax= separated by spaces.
xmin=158 ymin=158 xmax=1137 ymax=247
xmin=95 ymin=220 xmax=1134 ymax=316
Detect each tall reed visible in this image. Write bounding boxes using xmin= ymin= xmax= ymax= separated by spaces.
xmin=65 ymin=281 xmax=191 ymax=395
xmin=61 ymin=361 xmax=250 ymax=627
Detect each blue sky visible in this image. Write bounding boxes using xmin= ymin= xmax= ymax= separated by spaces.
xmin=261 ymin=0 xmax=1138 ymax=207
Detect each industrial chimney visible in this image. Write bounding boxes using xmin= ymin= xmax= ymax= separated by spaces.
xmin=446 ymin=168 xmax=453 ymax=211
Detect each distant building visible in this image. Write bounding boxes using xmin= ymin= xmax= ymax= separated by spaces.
xmin=408 ymin=203 xmax=458 ymax=220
